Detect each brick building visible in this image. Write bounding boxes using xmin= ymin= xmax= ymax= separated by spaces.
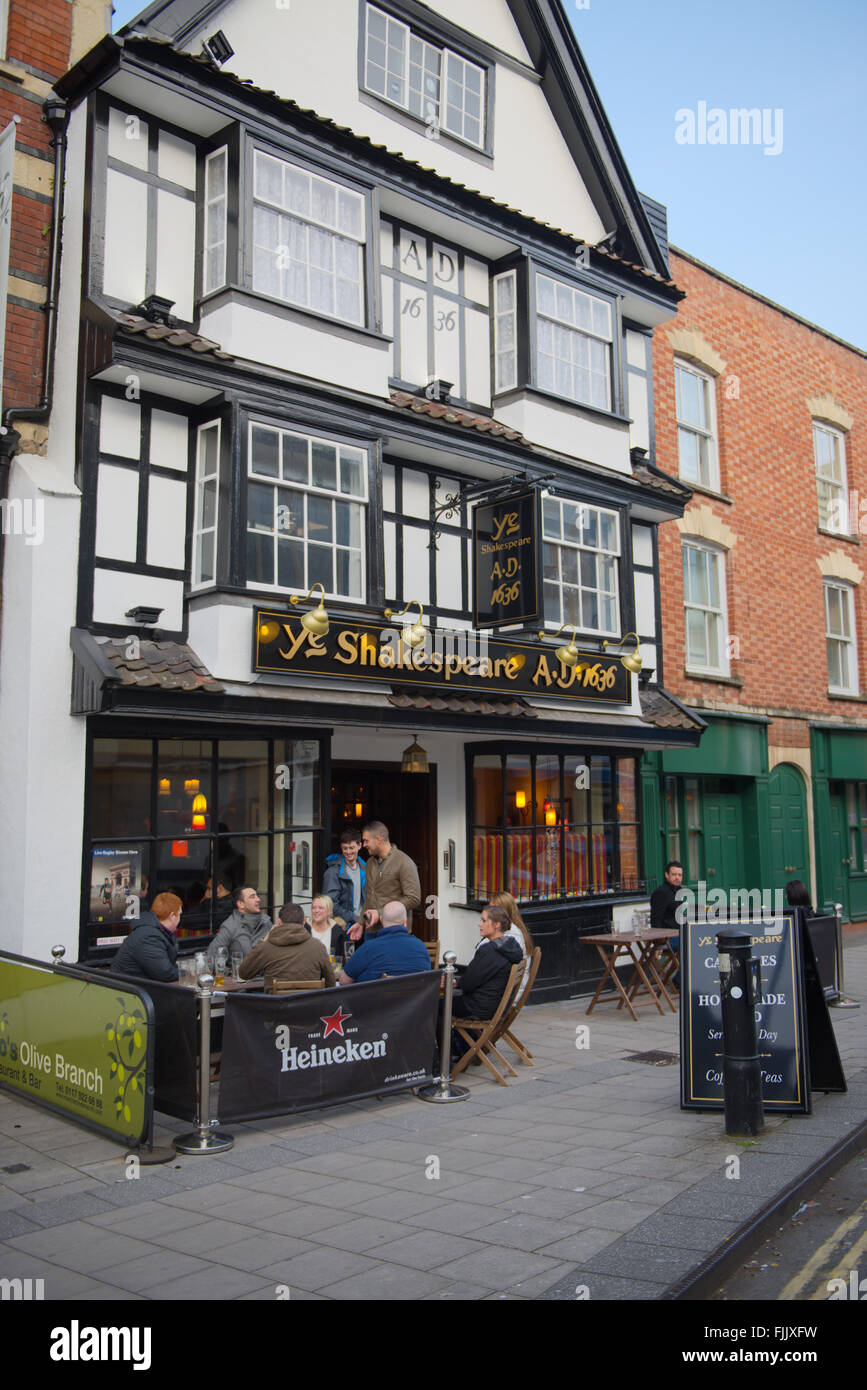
xmin=0 ymin=0 xmax=107 ymax=451
xmin=644 ymin=247 xmax=867 ymax=920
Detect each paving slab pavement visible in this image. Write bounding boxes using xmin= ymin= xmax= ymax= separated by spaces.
xmin=0 ymin=939 xmax=864 ymax=1304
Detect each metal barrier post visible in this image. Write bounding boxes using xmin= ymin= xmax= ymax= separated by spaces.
xmin=717 ymin=928 xmax=765 ymax=1137
xmin=174 ymin=973 xmax=234 ymax=1153
xmin=830 ymin=902 xmax=860 ymax=1009
xmin=417 ymin=952 xmax=470 ymax=1103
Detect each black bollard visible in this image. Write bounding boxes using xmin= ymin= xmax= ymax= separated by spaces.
xmin=716 ymin=928 xmax=765 ymax=1137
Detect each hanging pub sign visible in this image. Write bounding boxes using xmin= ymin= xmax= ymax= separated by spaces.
xmin=473 ymin=490 xmax=541 ymax=628
xmin=253 ymin=609 xmax=629 ymax=704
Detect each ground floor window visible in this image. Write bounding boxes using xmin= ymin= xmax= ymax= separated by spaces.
xmin=469 ymin=747 xmax=641 ymax=901
xmin=845 ymin=782 xmax=867 ymax=872
xmin=84 ymin=732 xmax=323 ymax=953
xmin=661 ymin=775 xmax=702 ymax=881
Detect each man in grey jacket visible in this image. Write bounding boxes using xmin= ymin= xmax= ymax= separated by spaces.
xmin=207 ymin=885 xmax=271 ymax=965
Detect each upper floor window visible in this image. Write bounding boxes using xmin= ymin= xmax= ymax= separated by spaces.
xmin=825 ymin=579 xmax=858 ymax=694
xmin=252 ymin=151 xmax=367 ymax=326
xmin=192 ymin=421 xmax=220 ymax=588
xmin=535 ymin=274 xmax=613 ymax=412
xmin=364 ymin=4 xmax=487 ymax=149
xmin=683 ymin=540 xmax=728 ymax=676
xmin=675 ymin=361 xmax=718 ymax=490
xmin=814 ymin=422 xmax=848 ymax=534
xmin=380 ymin=219 xmax=490 ymax=406
xmin=246 ymin=423 xmax=368 ymax=601
xmin=542 ymin=496 xmax=620 ymax=636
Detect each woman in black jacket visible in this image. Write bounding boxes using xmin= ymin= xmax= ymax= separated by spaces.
xmin=452 ymin=904 xmax=523 ymax=1019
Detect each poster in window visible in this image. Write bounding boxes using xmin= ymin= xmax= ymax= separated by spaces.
xmin=90 ymin=847 xmax=142 ymax=924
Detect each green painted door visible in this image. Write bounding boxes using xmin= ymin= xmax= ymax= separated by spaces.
xmin=703 ymin=781 xmax=746 ymax=895
xmin=768 ymin=764 xmax=810 ymax=896
xmin=825 ymin=789 xmax=849 ymax=916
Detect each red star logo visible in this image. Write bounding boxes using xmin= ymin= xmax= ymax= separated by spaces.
xmin=320 ymin=1005 xmax=352 ymax=1038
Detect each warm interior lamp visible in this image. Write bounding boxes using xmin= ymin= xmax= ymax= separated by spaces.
xmin=184 ymin=779 xmax=200 ymax=795
xmin=192 ymin=814 xmax=206 ymax=830
xmin=191 ymin=794 xmax=207 ymax=814
xmin=158 ymin=778 xmax=171 ymax=796
xmin=355 ymin=802 xmax=363 ymax=818
xmin=515 ymin=790 xmax=527 ymax=810
xmin=171 ymin=840 xmax=188 ymax=858
xmin=544 ymin=799 xmax=557 ymax=827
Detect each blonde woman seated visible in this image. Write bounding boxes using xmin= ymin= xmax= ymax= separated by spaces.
xmin=309 ymin=893 xmax=346 ymax=958
xmin=485 ymin=891 xmax=535 ymax=1001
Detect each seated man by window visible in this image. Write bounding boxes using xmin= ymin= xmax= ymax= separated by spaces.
xmin=109 ymin=892 xmax=182 ymax=982
xmin=240 ymin=903 xmax=336 ymax=991
xmin=337 ymin=900 xmax=430 ymax=983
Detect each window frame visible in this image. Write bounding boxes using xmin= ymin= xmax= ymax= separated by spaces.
xmin=825 ymin=578 xmax=859 ymax=695
xmin=674 ymin=359 xmax=719 ymax=491
xmin=465 ymin=744 xmax=644 ymax=904
xmin=682 ymin=538 xmax=730 ymax=677
xmin=541 ymin=494 xmax=623 ymax=639
xmin=242 ymin=414 xmax=374 ymax=605
xmin=526 ymin=263 xmax=622 ymax=416
xmin=240 ymin=137 xmax=377 ymax=332
xmin=814 ymin=420 xmax=849 ymax=535
xmin=360 ymin=1 xmax=495 ymax=156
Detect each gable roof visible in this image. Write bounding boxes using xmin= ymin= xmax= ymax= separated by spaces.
xmin=117 ymin=0 xmax=672 ymax=279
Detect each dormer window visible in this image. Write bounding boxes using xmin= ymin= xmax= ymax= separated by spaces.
xmin=363 ymin=4 xmax=488 ymax=151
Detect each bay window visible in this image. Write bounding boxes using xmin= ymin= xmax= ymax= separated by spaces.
xmin=535 ymin=273 xmax=613 ymax=411
xmin=542 ymin=496 xmax=620 ymax=635
xmin=246 ymin=422 xmax=368 ymax=600
xmin=251 ymin=150 xmax=367 ymax=325
xmin=470 ymin=748 xmax=641 ymax=901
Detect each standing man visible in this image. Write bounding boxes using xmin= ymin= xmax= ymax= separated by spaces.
xmin=322 ymin=827 xmax=366 ymax=925
xmin=650 ymin=860 xmax=683 ymax=989
xmin=346 ymin=821 xmax=421 ymax=946
xmin=207 ymin=885 xmax=271 ymax=965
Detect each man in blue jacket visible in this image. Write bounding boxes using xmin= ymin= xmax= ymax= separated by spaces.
xmin=110 ymin=892 xmax=182 ymax=982
xmin=337 ymin=901 xmax=429 ymax=984
xmin=322 ymin=828 xmax=366 ymax=925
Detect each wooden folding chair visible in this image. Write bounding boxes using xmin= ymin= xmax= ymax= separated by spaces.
xmin=450 ymin=963 xmax=523 ymax=1086
xmin=494 ymin=947 xmax=542 ymax=1065
xmin=267 ymin=978 xmax=326 ymax=993
xmin=425 ymin=941 xmax=440 ymax=967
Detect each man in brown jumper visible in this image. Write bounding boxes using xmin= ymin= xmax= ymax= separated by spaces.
xmin=346 ymin=820 xmax=422 ymax=947
xmin=239 ymin=903 xmax=336 ymax=990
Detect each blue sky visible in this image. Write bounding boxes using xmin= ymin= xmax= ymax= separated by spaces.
xmin=109 ymin=0 xmax=866 ymax=348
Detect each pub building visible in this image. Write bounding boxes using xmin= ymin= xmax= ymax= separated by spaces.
xmin=0 ymin=0 xmax=703 ymax=996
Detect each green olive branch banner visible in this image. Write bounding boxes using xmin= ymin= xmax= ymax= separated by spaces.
xmin=0 ymin=953 xmax=154 ymax=1147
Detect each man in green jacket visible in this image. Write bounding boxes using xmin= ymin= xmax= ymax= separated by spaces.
xmin=346 ymin=820 xmax=421 ymax=946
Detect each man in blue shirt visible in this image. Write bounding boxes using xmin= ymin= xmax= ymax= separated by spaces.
xmin=338 ymin=900 xmax=430 ymax=984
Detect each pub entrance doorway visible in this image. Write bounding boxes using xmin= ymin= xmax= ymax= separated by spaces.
xmin=330 ymin=761 xmax=437 ymax=941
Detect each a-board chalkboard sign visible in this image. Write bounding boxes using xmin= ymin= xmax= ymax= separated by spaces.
xmin=804 ymin=913 xmax=839 ymax=1003
xmin=795 ymin=909 xmax=847 ymax=1095
xmin=680 ymin=914 xmax=810 ymax=1114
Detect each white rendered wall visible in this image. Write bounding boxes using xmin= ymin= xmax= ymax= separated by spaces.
xmin=495 ymin=394 xmax=633 ymax=473
xmin=188 ymin=0 xmax=606 ymax=244
xmin=199 ymin=299 xmax=391 ymax=396
xmin=0 ymin=103 xmax=89 ymax=963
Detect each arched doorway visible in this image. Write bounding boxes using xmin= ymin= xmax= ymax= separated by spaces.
xmin=768 ymin=764 xmax=810 ymax=898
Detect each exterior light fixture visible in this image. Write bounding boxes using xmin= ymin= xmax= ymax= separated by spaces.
xmin=201 ymin=29 xmax=234 ymax=65
xmin=257 ymin=619 xmax=281 ymax=644
xmin=125 ymin=605 xmax=163 ymax=625
xmin=289 ymin=582 xmax=329 ymax=636
xmin=401 ymin=738 xmax=430 ymax=774
xmin=384 ymin=599 xmax=427 ymax=649
xmin=603 ymin=631 xmax=643 ymax=674
xmin=539 ymin=624 xmax=580 ymax=668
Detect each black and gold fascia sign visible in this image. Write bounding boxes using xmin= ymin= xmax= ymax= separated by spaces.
xmin=473 ymin=491 xmax=541 ymax=628
xmin=254 ymin=610 xmax=629 ymax=704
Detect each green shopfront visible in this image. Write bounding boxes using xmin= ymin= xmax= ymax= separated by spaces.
xmin=811 ymin=724 xmax=867 ymax=923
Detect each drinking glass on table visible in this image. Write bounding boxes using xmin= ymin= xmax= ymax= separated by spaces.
xmin=214 ymin=947 xmax=227 ymax=986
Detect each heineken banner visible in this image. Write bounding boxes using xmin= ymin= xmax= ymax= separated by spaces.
xmin=0 ymin=952 xmax=154 ymax=1146
xmin=219 ymin=973 xmax=441 ymax=1121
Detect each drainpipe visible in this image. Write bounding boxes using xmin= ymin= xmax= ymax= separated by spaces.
xmin=0 ymin=95 xmax=70 ymax=642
